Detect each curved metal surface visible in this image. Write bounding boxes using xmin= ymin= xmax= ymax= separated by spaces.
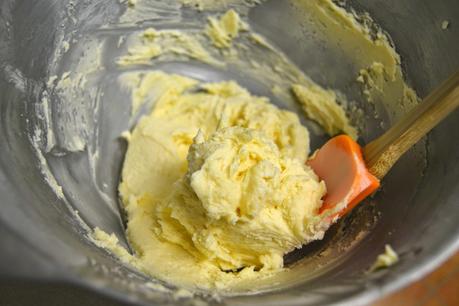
xmin=0 ymin=0 xmax=458 ymax=305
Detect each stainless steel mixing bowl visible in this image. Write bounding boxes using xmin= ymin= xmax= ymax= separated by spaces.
xmin=1 ymin=0 xmax=458 ymax=305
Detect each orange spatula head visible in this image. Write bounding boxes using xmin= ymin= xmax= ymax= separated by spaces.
xmin=307 ymin=135 xmax=380 ymax=217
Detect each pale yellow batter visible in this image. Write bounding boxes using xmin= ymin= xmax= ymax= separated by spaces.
xmin=118 ymin=72 xmax=341 ymax=288
xmin=100 ymin=0 xmax=418 ymax=292
xmin=206 ymin=9 xmax=243 ymax=48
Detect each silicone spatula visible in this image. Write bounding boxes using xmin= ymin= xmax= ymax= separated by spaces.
xmin=308 ymin=71 xmax=459 ymax=217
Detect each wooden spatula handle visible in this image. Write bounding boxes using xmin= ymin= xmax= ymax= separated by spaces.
xmin=364 ymin=71 xmax=459 ymax=179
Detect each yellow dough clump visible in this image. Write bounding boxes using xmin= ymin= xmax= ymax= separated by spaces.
xmin=206 ymin=9 xmax=243 ymax=48
xmin=119 ymin=72 xmax=333 ymax=289
xmin=165 ymin=127 xmax=326 ymax=270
